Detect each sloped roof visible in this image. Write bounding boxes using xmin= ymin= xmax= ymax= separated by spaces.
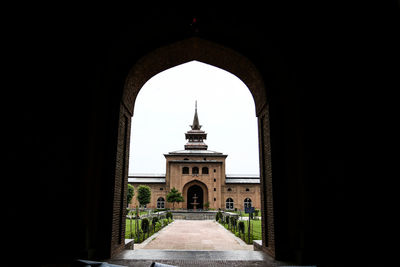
xmin=128 ymin=174 xmax=166 ymax=183
xmin=225 ymin=174 xmax=260 ymax=184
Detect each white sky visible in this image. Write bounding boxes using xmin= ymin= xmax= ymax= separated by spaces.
xmin=129 ymin=61 xmax=259 ymax=176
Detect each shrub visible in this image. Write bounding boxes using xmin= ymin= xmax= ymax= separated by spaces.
xmin=155 ymin=221 xmax=162 ymax=231
xmin=238 ymin=221 xmax=245 ymax=234
xmin=166 ymin=211 xmax=173 ymax=220
xmin=151 ymin=217 xmax=159 ymax=232
xmin=141 ymin=218 xmax=149 ymax=236
xmin=225 ymin=215 xmax=230 ymax=225
xmin=127 ymin=184 xmax=135 ymax=205
xmin=230 ymin=216 xmax=237 ymax=231
xmin=162 ymin=218 xmax=169 ymax=226
xmin=215 ymin=211 xmax=222 ymax=221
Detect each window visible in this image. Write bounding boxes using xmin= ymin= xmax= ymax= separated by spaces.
xmin=244 ymin=198 xmax=252 ymax=209
xmin=246 ymin=188 xmax=250 ymax=192
xmin=184 ymin=158 xmax=189 ymax=160
xmin=214 ymin=169 xmax=216 ymax=172
xmin=202 ymin=167 xmax=209 ymax=174
xmin=160 ymin=188 xmax=163 ymax=191
xmin=157 ymin=197 xmax=165 ymax=209
xmin=214 ymin=188 xmax=216 ymax=191
xmin=214 ymin=197 xmax=216 ymax=201
xmin=192 ymin=167 xmax=199 ymax=174
xmin=182 ymin=167 xmax=189 ymax=174
xmin=226 ymin=198 xmax=234 ymax=210
xmin=227 ymin=188 xmax=232 ymax=192
xmin=214 ymin=178 xmax=216 ymax=182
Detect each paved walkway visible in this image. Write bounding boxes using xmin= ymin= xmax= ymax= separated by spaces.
xmin=110 ymin=220 xmax=289 ymax=266
xmin=137 ymin=220 xmax=252 ymax=250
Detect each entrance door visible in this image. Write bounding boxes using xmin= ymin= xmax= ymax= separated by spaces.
xmin=187 ymin=185 xmax=204 ymax=210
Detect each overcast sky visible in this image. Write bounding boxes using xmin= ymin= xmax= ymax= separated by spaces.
xmin=129 ymin=61 xmax=259 ymax=176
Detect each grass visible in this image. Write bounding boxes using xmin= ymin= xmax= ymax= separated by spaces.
xmin=125 ymin=218 xmax=142 ymax=239
xmin=243 ymin=219 xmax=262 ymax=240
xmin=219 ymin=218 xmax=262 ymax=244
xmin=125 ymin=218 xmax=172 ymax=242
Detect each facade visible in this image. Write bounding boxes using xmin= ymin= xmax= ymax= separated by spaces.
xmin=129 ymin=103 xmax=260 ymax=211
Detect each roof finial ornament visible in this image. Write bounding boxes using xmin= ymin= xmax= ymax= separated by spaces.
xmin=191 ymin=100 xmax=201 ymax=130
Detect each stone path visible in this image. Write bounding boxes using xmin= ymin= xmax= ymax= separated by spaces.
xmin=109 ymin=220 xmax=289 ymax=266
xmin=138 ymin=220 xmax=252 ymax=250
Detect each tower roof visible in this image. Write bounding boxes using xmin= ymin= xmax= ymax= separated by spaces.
xmin=185 ymin=101 xmax=207 ymax=150
xmin=190 ymin=100 xmax=201 ymax=130
xmin=167 ymin=101 xmax=227 ymax=156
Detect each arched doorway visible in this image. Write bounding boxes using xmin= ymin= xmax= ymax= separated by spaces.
xmin=182 ymin=180 xmax=209 ymax=210
xmin=114 ymin=37 xmax=274 ymax=258
xmin=187 ymin=185 xmax=204 ymax=210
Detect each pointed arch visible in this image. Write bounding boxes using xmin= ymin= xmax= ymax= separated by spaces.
xmin=122 ymin=37 xmax=267 ymax=116
xmin=114 ymin=37 xmax=275 ymax=257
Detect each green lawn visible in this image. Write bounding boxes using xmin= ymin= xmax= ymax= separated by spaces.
xmin=125 ymin=218 xmax=141 ymax=239
xmin=125 ymin=218 xmax=173 ymax=242
xmin=220 ymin=218 xmax=262 ymax=243
xmin=243 ymin=219 xmax=262 ymax=240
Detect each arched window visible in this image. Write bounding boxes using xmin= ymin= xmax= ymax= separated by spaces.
xmin=192 ymin=167 xmax=199 ymax=174
xmin=226 ymin=198 xmax=234 ymax=210
xmin=182 ymin=167 xmax=189 ymax=174
xmin=244 ymin=198 xmax=252 ymax=209
xmin=227 ymin=188 xmax=232 ymax=192
xmin=202 ymin=167 xmax=209 ymax=174
xmin=157 ymin=197 xmax=165 ymax=209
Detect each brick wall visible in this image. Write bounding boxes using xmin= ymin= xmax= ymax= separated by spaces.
xmin=258 ymin=105 xmax=275 ymax=257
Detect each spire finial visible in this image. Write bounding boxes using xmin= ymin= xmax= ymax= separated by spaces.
xmin=191 ymin=100 xmax=201 ymax=130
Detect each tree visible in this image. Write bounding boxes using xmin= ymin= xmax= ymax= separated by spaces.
xmin=137 ymin=185 xmax=151 ymax=208
xmin=166 ymin=187 xmax=184 ymax=209
xmin=127 ymin=184 xmax=135 ymax=207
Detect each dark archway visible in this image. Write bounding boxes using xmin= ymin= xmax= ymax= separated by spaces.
xmin=187 ymin=185 xmax=204 ymax=210
xmin=114 ymin=37 xmax=274 ymax=258
xmin=182 ymin=179 xmax=209 ymax=210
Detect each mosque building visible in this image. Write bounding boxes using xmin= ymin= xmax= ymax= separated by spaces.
xmin=128 ymin=103 xmax=260 ymax=210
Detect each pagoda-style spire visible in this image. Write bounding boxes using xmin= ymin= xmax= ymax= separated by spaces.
xmin=190 ymin=101 xmax=202 ymax=130
xmin=185 ymin=101 xmax=208 ymax=150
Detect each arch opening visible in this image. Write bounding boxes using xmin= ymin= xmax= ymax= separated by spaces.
xmin=114 ymin=37 xmax=274 ymax=258
xmin=187 ymin=185 xmax=204 ymax=210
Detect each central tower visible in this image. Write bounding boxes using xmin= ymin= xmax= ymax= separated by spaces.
xmin=184 ymin=101 xmax=208 ymax=150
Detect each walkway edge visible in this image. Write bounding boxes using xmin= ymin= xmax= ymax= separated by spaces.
xmin=134 ymin=220 xmax=176 ymax=249
xmin=214 ymin=221 xmax=252 ymax=248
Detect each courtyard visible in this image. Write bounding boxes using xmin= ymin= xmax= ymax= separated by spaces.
xmin=136 ymin=220 xmax=252 ymax=250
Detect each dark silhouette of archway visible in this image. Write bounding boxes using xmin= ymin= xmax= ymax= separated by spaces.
xmin=187 ymin=185 xmax=204 ymax=210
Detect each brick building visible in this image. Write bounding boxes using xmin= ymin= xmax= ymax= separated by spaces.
xmin=129 ymin=103 xmax=260 ymax=210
